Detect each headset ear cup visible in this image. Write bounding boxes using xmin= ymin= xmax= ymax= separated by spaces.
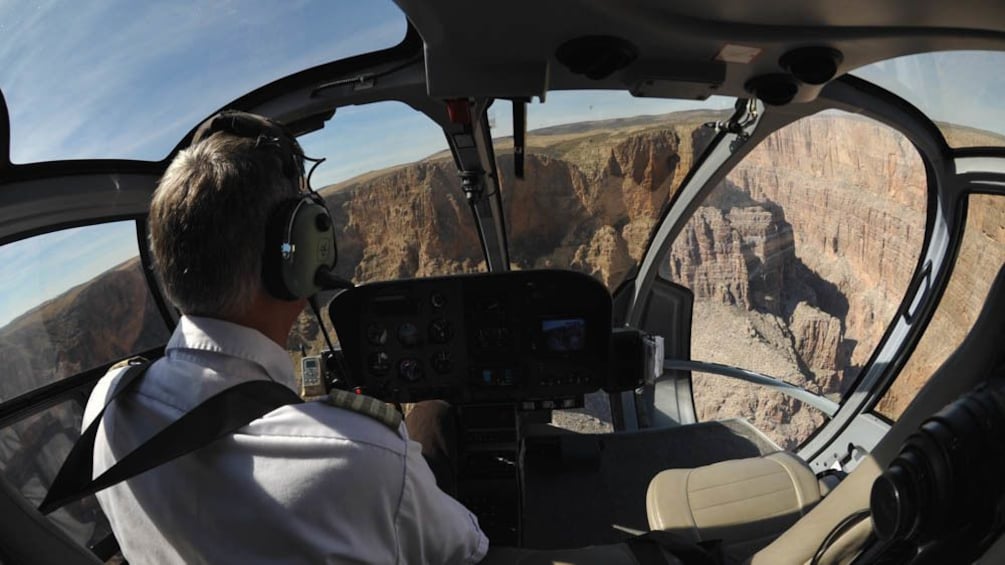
xmin=262 ymin=199 xmax=301 ymax=301
xmin=263 ymin=197 xmax=338 ymax=300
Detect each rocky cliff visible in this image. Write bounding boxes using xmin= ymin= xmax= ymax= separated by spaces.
xmin=296 ymin=110 xmax=937 ymax=447
xmin=876 ymin=194 xmax=1005 ymax=418
xmin=668 ymin=114 xmax=929 ymax=447
xmin=6 ymin=110 xmax=1002 ymax=451
xmin=0 ymin=257 xmax=168 ymax=403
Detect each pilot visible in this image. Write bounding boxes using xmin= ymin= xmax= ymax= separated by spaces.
xmin=82 ymin=112 xmax=488 ymax=563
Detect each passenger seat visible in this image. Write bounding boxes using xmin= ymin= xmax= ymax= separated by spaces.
xmin=646 ymin=451 xmax=828 ymax=563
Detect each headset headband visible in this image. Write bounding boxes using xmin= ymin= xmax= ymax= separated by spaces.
xmin=191 ymin=110 xmax=306 ymax=178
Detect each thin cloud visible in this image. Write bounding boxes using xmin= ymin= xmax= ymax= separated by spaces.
xmin=0 ymin=0 xmax=406 ymax=162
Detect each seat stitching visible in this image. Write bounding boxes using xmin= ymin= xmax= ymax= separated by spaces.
xmin=768 ymin=454 xmax=806 ymax=513
xmin=684 ymin=468 xmax=701 ymax=540
xmin=687 ymin=469 xmax=786 ymax=493
xmin=690 ymin=486 xmax=795 ymax=511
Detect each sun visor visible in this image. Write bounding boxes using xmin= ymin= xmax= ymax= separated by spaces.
xmin=626 ymin=60 xmax=726 ymax=101
xmin=424 ymin=53 xmax=549 ymax=100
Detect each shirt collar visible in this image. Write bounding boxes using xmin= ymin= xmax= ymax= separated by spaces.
xmin=167 ymin=316 xmax=296 ymax=389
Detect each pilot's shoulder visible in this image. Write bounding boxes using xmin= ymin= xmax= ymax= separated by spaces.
xmin=325 ymin=389 xmax=403 ymax=431
xmin=275 ymin=392 xmax=408 ymax=455
xmin=82 ymin=357 xmax=151 ymax=427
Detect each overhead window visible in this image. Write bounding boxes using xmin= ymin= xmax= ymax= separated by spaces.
xmin=855 ymin=51 xmax=1005 ymax=148
xmin=1 ymin=1 xmax=408 ymax=163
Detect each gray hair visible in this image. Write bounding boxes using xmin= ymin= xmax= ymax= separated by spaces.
xmin=149 ymin=132 xmax=302 ymax=317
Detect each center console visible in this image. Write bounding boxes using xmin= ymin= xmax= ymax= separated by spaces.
xmin=326 ymin=270 xmax=632 ymax=545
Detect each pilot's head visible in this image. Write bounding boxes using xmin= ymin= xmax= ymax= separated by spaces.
xmin=149 ymin=112 xmax=307 ymax=329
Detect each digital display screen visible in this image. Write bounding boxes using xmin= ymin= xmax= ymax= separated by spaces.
xmin=542 ymin=318 xmax=586 ymax=352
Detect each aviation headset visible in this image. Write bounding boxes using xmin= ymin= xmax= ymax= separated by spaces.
xmin=190 ymin=110 xmax=338 ymax=301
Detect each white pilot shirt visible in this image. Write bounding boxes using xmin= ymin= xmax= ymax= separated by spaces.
xmin=83 ymin=316 xmax=488 ymax=564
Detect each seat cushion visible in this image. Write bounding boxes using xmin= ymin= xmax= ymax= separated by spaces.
xmin=646 ymin=452 xmax=823 ymax=561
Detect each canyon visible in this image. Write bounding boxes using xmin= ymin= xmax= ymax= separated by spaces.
xmin=3 ymin=110 xmax=1004 ymax=451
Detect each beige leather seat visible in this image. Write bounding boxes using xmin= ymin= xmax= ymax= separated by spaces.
xmin=646 ymin=451 xmax=826 ymax=563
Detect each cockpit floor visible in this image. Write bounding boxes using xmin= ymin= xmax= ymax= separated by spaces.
xmin=520 ymin=419 xmax=778 ymax=548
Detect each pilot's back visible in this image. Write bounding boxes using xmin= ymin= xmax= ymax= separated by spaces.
xmin=84 ymin=316 xmax=487 ymax=565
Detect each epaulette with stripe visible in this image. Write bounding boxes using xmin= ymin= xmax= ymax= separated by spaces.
xmin=109 ymin=356 xmax=149 ymax=371
xmin=326 ymin=389 xmax=403 ymax=431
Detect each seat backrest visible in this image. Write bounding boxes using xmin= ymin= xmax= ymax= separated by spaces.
xmin=0 ymin=473 xmax=102 ymax=565
xmin=750 ymin=264 xmax=1005 ymax=564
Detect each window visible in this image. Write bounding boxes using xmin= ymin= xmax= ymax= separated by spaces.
xmin=875 ymin=194 xmax=1005 ymax=420
xmin=298 ymin=101 xmax=484 ymax=286
xmin=494 ymin=91 xmax=735 ymax=293
xmin=855 ymin=51 xmax=1005 ymax=148
xmin=489 ymin=92 xmax=735 ymax=433
xmin=288 ymin=102 xmax=484 ymax=386
xmin=0 ymin=221 xmax=170 ymax=402
xmin=0 ymin=400 xmax=112 ymax=548
xmin=663 ymin=111 xmax=928 ymax=448
xmin=2 ymin=1 xmax=408 ymax=163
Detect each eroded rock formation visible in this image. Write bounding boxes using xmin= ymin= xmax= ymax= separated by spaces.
xmin=6 ymin=110 xmax=1003 ymax=451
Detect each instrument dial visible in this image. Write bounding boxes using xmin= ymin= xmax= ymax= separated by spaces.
xmin=429 ymin=318 xmax=453 ymax=344
xmin=399 ymin=359 xmax=424 ymax=382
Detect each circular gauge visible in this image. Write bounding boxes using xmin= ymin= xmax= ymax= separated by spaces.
xmin=399 ymin=359 xmax=424 ymax=382
xmin=368 ymin=352 xmax=390 ymax=376
xmin=397 ymin=322 xmax=420 ymax=347
xmin=367 ymin=323 xmax=389 ymax=346
xmin=428 ymin=318 xmax=453 ymax=344
xmin=431 ymin=351 xmax=453 ymax=374
xmin=430 ymin=292 xmax=447 ymax=308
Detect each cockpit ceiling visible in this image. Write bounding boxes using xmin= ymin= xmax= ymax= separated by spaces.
xmin=395 ymin=0 xmax=1005 ymax=100
xmin=3 ymin=0 xmax=1005 ymax=170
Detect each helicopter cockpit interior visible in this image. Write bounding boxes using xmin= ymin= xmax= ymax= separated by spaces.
xmin=2 ymin=0 xmax=1005 ymax=563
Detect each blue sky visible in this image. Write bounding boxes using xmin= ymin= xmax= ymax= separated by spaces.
xmin=0 ymin=222 xmax=138 ymax=327
xmin=301 ymin=93 xmax=734 ymax=187
xmin=0 ymin=0 xmax=732 ymax=329
xmin=1 ymin=1 xmax=1002 ymax=328
xmin=0 ymin=0 xmax=407 ymax=163
xmin=855 ymin=51 xmax=1005 ymax=141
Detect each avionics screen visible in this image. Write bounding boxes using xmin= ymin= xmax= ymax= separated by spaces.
xmin=542 ymin=318 xmax=586 ymax=352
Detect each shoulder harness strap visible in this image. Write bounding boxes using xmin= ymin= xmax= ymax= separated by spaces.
xmin=326 ymin=389 xmax=402 ymax=431
xmin=39 ymin=356 xmax=303 ymax=515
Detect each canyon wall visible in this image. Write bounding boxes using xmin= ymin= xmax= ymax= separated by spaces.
xmin=0 ymin=257 xmax=168 ymax=403
xmin=296 ymin=110 xmax=940 ymax=447
xmin=5 ymin=110 xmax=1003 ymax=450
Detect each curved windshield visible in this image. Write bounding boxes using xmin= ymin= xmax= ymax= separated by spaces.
xmin=288 ymin=101 xmax=483 ymax=378
xmin=0 ymin=1 xmax=407 ymax=163
xmin=855 ymin=51 xmax=1005 ymax=148
xmin=492 ymin=91 xmax=736 ymax=292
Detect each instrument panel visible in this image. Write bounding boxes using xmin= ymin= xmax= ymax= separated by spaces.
xmin=328 ymin=270 xmax=612 ymax=404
